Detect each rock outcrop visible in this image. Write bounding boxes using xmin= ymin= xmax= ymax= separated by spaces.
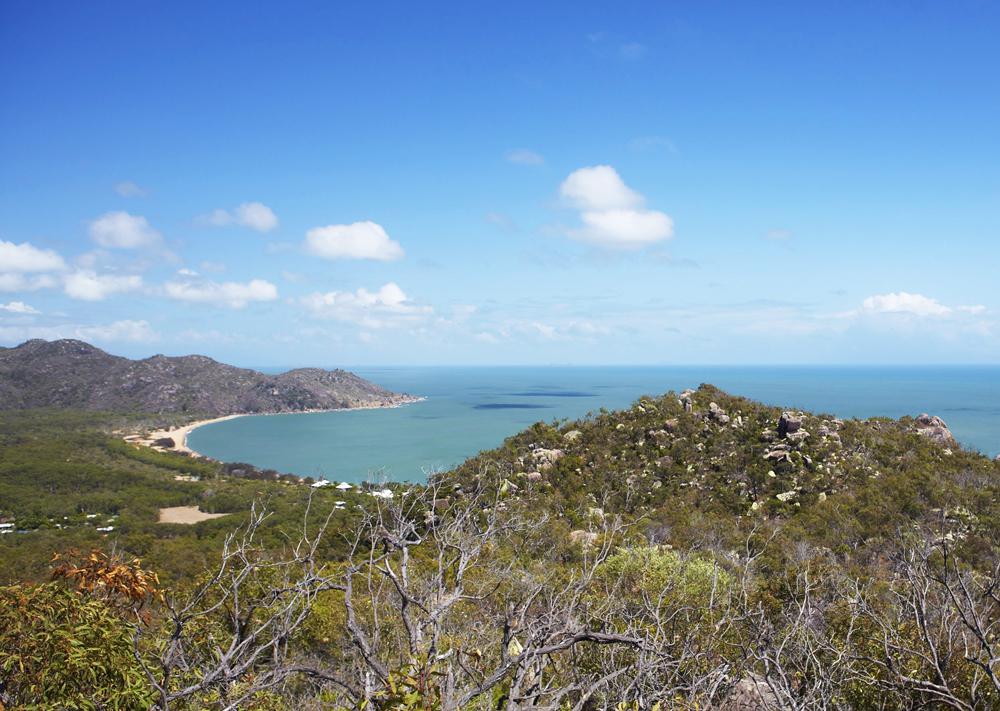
xmin=719 ymin=675 xmax=782 ymax=710
xmin=777 ymin=412 xmax=802 ymax=438
xmin=708 ymin=401 xmax=731 ymax=424
xmin=914 ymin=413 xmax=956 ymax=446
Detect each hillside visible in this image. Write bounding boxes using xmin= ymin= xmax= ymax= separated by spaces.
xmin=2 ymin=386 xmax=999 ymax=708
xmin=0 ymin=339 xmax=416 ymax=415
xmin=451 ymin=383 xmax=1000 ymax=563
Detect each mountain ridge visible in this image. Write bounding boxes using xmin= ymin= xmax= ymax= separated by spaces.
xmin=0 ymin=338 xmax=416 ymax=415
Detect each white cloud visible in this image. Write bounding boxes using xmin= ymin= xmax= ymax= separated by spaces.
xmin=64 ymin=271 xmax=143 ymax=301
xmin=474 ymin=318 xmax=614 ymax=345
xmin=0 ymin=319 xmax=157 ymax=344
xmin=301 ymin=282 xmax=431 ymax=328
xmin=505 ymin=149 xmax=544 ymax=166
xmin=848 ymin=292 xmax=988 ymax=324
xmin=114 ymin=181 xmax=147 ymax=197
xmin=202 ymin=202 xmax=279 ymax=232
xmin=0 ymin=301 xmax=39 ymax=314
xmin=0 ymin=240 xmax=80 ymax=301
xmin=164 ymin=278 xmax=278 ymax=308
xmin=0 ymin=273 xmax=58 ymax=293
xmin=862 ymin=292 xmax=954 ymax=317
xmin=304 ymin=221 xmax=404 ymax=261
xmin=561 ymin=166 xmax=643 ymax=210
xmin=89 ymin=212 xmax=162 ymax=249
xmin=559 ymin=166 xmax=674 ymax=249
xmin=177 ymin=268 xmax=198 ymax=276
xmin=573 ymin=209 xmax=674 ymax=248
xmin=0 ymin=240 xmax=67 ymax=272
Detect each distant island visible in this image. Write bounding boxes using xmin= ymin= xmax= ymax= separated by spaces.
xmin=0 ymin=339 xmax=419 ymax=416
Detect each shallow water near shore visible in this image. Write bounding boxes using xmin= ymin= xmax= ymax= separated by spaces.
xmin=186 ymin=366 xmax=1000 ymax=482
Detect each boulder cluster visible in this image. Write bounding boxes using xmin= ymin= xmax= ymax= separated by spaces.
xmin=913 ymin=413 xmax=956 ymax=446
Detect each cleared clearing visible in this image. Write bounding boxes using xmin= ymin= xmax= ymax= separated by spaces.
xmin=158 ymin=506 xmax=229 ymax=524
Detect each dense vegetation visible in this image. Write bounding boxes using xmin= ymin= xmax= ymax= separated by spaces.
xmin=0 ymin=410 xmax=366 ymax=584
xmin=1 ymin=385 xmax=999 ymax=709
xmin=451 ymin=384 xmax=1000 ymax=579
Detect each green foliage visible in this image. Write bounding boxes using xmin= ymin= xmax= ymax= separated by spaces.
xmin=0 ymin=582 xmax=154 ymax=709
xmin=361 ymin=656 xmax=445 ymax=710
xmin=0 ymin=410 xmax=361 ymax=584
xmin=597 ymin=545 xmax=731 ymax=606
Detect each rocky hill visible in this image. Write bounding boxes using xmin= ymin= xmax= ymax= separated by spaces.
xmin=450 ymin=383 xmax=1000 ymax=559
xmin=0 ymin=339 xmax=416 ymax=415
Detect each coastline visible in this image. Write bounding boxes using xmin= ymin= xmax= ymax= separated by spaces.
xmin=133 ymin=396 xmax=426 ymax=459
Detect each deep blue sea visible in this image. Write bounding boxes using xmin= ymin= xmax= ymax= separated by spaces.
xmin=187 ymin=367 xmax=1000 ymax=483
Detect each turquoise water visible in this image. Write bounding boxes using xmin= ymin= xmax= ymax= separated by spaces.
xmin=187 ymin=367 xmax=1000 ymax=482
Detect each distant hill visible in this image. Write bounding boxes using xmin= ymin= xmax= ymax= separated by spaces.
xmin=0 ymin=339 xmax=416 ymax=415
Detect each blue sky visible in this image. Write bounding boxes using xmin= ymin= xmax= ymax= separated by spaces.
xmin=1 ymin=1 xmax=998 ymax=365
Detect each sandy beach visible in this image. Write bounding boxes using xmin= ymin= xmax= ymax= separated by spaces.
xmin=133 ymin=397 xmax=426 ymax=458
xmin=138 ymin=414 xmax=246 ymax=455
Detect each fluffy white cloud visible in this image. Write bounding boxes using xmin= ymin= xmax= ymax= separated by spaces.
xmin=0 ymin=241 xmax=64 ymax=295
xmin=574 ymin=209 xmax=674 ymax=248
xmin=202 ymin=202 xmax=278 ymax=232
xmin=0 ymin=319 xmax=157 ymax=344
xmin=0 ymin=240 xmax=67 ymax=272
xmin=561 ymin=166 xmax=643 ymax=210
xmin=64 ymin=271 xmax=143 ymax=301
xmin=114 ymin=181 xmax=147 ymax=197
xmin=0 ymin=301 xmax=39 ymax=314
xmin=164 ymin=278 xmax=278 ymax=308
xmin=304 ymin=221 xmax=404 ymax=261
xmin=506 ymin=149 xmax=544 ymax=166
xmin=89 ymin=212 xmax=162 ymax=249
xmin=559 ymin=166 xmax=674 ymax=248
xmin=301 ymin=282 xmax=431 ymax=328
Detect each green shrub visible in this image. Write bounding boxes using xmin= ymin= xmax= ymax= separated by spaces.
xmin=0 ymin=582 xmax=154 ymax=709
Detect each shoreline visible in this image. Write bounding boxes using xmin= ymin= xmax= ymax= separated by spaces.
xmin=133 ymin=396 xmax=426 ymax=459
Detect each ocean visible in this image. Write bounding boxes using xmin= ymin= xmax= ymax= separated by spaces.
xmin=186 ymin=366 xmax=1000 ymax=483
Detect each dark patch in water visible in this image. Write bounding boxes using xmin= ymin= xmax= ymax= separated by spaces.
xmin=474 ymin=403 xmax=551 ymax=410
xmin=942 ymin=406 xmax=1000 ymax=414
xmin=510 ymin=391 xmax=595 ymax=398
